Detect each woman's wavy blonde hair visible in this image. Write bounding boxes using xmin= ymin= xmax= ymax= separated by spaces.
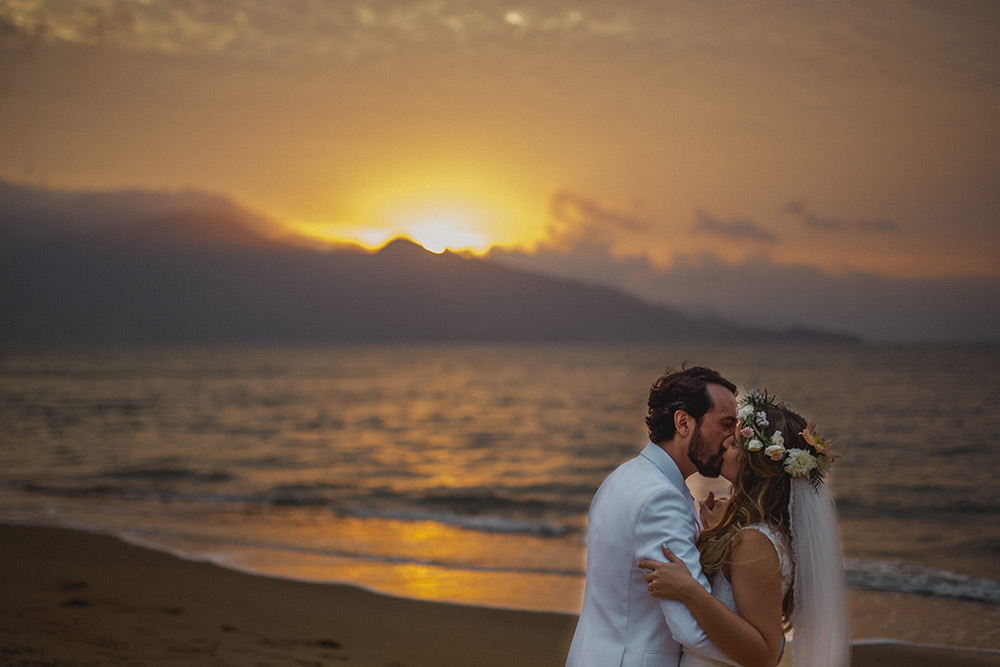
xmin=696 ymin=403 xmax=809 ymax=628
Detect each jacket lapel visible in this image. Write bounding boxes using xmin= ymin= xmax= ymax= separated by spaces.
xmin=640 ymin=442 xmax=701 ymax=531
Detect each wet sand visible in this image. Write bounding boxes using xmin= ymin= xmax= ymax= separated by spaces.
xmin=1 ymin=524 xmax=997 ymax=666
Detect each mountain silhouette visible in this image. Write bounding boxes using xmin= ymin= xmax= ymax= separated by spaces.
xmin=0 ymin=181 xmax=857 ymax=344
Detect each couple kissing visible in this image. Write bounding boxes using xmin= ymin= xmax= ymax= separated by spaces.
xmin=566 ymin=366 xmax=850 ymax=667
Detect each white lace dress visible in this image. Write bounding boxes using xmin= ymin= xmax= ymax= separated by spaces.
xmin=680 ymin=522 xmax=793 ymax=667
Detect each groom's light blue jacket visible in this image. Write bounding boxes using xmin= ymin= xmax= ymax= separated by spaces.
xmin=566 ymin=443 xmax=726 ymax=667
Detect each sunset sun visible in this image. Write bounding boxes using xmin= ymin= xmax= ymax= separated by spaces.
xmin=303 ymin=162 xmax=543 ymax=255
xmin=405 ymin=215 xmax=490 ymax=254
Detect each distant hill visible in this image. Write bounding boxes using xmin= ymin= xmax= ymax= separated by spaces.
xmin=0 ymin=181 xmax=857 ymax=344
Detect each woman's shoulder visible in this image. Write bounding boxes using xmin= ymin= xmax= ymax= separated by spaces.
xmin=733 ymin=523 xmax=785 ymax=554
xmin=739 ymin=521 xmax=788 ymax=541
xmin=737 ymin=522 xmax=793 ymax=589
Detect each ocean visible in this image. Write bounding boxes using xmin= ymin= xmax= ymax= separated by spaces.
xmin=1 ymin=343 xmax=998 ymax=650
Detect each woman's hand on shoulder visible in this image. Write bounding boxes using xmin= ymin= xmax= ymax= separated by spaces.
xmin=637 ymin=544 xmax=701 ymax=602
xmin=699 ymin=491 xmax=729 ymax=528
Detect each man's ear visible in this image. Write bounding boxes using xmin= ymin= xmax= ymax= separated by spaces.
xmin=674 ymin=410 xmax=693 ymax=437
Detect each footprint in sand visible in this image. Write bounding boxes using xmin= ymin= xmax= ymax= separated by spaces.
xmin=60 ymin=580 xmax=88 ymax=592
xmin=59 ymin=598 xmax=91 ymax=607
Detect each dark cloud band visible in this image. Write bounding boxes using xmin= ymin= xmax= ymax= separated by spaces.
xmin=693 ymin=209 xmax=776 ymax=243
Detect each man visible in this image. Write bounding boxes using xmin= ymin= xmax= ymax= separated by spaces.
xmin=566 ymin=366 xmax=738 ymax=667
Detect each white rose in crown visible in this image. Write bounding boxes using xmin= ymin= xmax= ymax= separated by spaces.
xmin=784 ymin=449 xmax=818 ymax=477
xmin=747 ymin=438 xmax=763 ymax=451
xmin=771 ymin=430 xmax=784 ymax=447
xmin=738 ymin=404 xmax=755 ymax=420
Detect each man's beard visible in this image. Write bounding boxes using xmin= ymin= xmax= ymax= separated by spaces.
xmin=688 ymin=423 xmax=724 ymax=478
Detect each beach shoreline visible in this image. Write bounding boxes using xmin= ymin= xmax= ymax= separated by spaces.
xmin=3 ymin=523 xmax=999 ymax=666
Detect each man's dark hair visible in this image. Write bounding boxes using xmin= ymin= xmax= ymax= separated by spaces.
xmin=646 ymin=366 xmax=737 ymax=444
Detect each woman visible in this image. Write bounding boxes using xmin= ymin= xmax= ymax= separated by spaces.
xmin=638 ymin=390 xmax=850 ymax=667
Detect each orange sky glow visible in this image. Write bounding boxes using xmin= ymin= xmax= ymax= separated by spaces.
xmin=1 ymin=1 xmax=999 ymax=340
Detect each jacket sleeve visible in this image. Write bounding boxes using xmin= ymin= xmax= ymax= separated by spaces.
xmin=636 ymin=487 xmax=728 ymax=659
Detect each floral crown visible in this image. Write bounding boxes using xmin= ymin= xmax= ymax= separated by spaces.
xmin=737 ymin=389 xmax=836 ymax=485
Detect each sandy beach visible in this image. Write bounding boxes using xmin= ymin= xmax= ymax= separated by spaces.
xmin=2 ymin=523 xmax=997 ymax=667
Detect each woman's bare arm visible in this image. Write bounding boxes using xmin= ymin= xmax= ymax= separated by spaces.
xmin=725 ymin=530 xmax=785 ymax=666
xmin=639 ymin=531 xmax=784 ymax=667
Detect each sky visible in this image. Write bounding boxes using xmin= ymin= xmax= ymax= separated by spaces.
xmin=1 ymin=0 xmax=998 ymax=342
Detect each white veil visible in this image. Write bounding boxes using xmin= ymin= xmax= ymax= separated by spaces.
xmin=789 ymin=477 xmax=851 ymax=667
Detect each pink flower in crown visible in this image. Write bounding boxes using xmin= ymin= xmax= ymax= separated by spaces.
xmin=741 ymin=426 xmax=754 ymax=439
xmin=764 ymin=444 xmax=785 ymax=461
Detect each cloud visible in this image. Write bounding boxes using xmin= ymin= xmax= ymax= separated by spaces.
xmin=785 ymin=201 xmax=901 ymax=234
xmin=488 ymin=190 xmax=655 ymax=290
xmin=0 ymin=1 xmax=639 ymax=65
xmin=784 ymin=201 xmax=842 ymax=230
xmin=533 ymin=190 xmax=652 ymax=254
xmin=550 ymin=190 xmax=649 ymax=233
xmin=693 ymin=210 xmax=776 ymax=243
xmin=857 ymin=218 xmax=901 ymax=233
